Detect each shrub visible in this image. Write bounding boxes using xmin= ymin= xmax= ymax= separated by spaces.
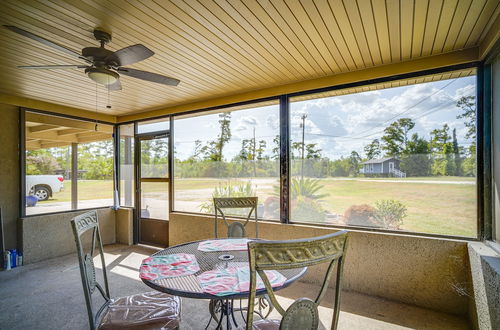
xmin=263 ymin=196 xmax=280 ymax=219
xmin=374 ymin=200 xmax=407 ymax=229
xmin=271 ymin=178 xmax=329 ymax=222
xmin=291 ymin=196 xmax=327 ymax=222
xmin=343 ymin=204 xmax=379 ymax=227
xmin=199 ymin=181 xmax=256 ymax=215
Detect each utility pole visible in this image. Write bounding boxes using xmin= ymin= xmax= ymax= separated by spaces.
xmin=300 ymin=114 xmax=307 ymax=179
xmin=253 ymin=126 xmax=257 ymax=177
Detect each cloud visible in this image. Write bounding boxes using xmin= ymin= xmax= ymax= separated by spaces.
xmin=454 ymin=84 xmax=475 ymax=98
xmin=266 ymin=114 xmax=279 ymax=130
xmin=235 ymin=125 xmax=247 ymax=132
xmin=241 ymin=116 xmax=257 ymax=126
xmin=173 ymin=76 xmax=475 ymax=160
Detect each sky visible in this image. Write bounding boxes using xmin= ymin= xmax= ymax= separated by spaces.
xmin=171 ymin=75 xmax=476 ymax=161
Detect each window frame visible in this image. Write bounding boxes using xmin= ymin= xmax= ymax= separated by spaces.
xmin=169 ymin=100 xmax=282 ymax=222
xmin=20 ymin=108 xmax=116 ymax=217
xmin=156 ymin=61 xmax=485 ymax=240
xmin=21 ymin=61 xmax=491 ymax=241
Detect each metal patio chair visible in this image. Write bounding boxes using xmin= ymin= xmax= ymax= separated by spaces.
xmin=212 ymin=197 xmax=275 ymax=321
xmin=214 ymin=197 xmax=259 ymax=238
xmin=71 ymin=211 xmax=181 ymax=330
xmin=246 ymin=230 xmax=349 ymax=330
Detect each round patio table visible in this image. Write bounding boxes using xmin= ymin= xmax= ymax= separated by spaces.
xmin=141 ymin=239 xmax=307 ymax=329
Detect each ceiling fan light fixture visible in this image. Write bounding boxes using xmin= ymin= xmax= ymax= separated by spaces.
xmin=85 ymin=67 xmax=118 ymax=85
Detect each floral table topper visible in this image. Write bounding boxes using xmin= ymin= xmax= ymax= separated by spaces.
xmin=197 ymin=265 xmax=287 ymax=296
xmin=197 ymin=239 xmax=250 ymax=252
xmin=139 ymin=253 xmax=200 ymax=281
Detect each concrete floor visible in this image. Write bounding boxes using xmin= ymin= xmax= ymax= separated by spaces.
xmin=0 ymin=244 xmax=470 ymax=330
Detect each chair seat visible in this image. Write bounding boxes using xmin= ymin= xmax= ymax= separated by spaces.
xmin=252 ymin=319 xmax=280 ymax=330
xmin=99 ymin=291 xmax=181 ymax=330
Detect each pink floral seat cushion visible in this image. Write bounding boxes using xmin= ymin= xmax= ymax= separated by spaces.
xmin=197 ymin=239 xmax=250 ymax=252
xmin=197 ymin=265 xmax=287 ymax=296
xmin=140 ymin=253 xmax=200 ymax=281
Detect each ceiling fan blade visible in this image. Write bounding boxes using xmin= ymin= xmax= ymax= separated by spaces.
xmin=107 ymin=79 xmax=122 ymax=91
xmin=106 ymin=44 xmax=154 ymax=66
xmin=3 ymin=25 xmax=87 ymax=61
xmin=118 ymin=67 xmax=180 ymax=86
xmin=18 ymin=65 xmax=87 ymax=69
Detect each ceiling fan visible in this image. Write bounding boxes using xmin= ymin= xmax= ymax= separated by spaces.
xmin=3 ymin=25 xmax=180 ymax=91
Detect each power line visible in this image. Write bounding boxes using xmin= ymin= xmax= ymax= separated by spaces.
xmin=346 ymin=79 xmax=458 ymax=139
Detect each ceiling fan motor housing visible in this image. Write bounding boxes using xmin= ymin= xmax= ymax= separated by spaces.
xmin=81 ymin=47 xmax=114 ymax=62
xmin=85 ymin=67 xmax=119 ymax=85
xmin=93 ymin=29 xmax=112 ymax=44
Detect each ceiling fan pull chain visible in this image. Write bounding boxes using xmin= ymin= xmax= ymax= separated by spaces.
xmin=106 ymin=75 xmax=111 ymax=109
xmin=95 ymin=82 xmax=98 ymax=131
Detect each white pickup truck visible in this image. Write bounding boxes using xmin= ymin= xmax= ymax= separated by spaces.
xmin=26 ymin=175 xmax=64 ymax=201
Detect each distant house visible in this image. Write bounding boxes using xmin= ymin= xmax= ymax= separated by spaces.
xmin=361 ymin=157 xmax=406 ymax=177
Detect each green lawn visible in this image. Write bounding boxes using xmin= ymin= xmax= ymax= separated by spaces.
xmin=42 ymin=177 xmax=477 ymax=237
xmin=38 ymin=180 xmax=114 ymax=202
xmin=316 ymin=178 xmax=476 ymax=237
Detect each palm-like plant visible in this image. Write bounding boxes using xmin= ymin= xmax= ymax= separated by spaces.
xmin=199 ymin=180 xmax=256 ymax=214
xmin=270 ymin=177 xmax=329 ymax=222
xmin=290 ymin=178 xmax=329 ymax=201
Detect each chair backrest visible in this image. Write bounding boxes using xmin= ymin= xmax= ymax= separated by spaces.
xmin=71 ymin=211 xmax=111 ymax=330
xmin=214 ymin=197 xmax=258 ymax=238
xmin=246 ymin=231 xmax=349 ymax=330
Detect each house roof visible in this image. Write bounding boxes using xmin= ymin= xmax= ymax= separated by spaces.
xmin=362 ymin=157 xmax=398 ymax=165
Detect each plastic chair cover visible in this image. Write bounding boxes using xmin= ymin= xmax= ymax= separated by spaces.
xmin=99 ymin=291 xmax=180 ymax=329
xmin=251 ymin=319 xmax=280 ymax=330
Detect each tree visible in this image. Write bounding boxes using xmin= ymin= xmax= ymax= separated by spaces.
xmin=400 ymin=133 xmax=431 ymax=176
xmin=456 ymin=95 xmax=476 ymax=176
xmin=348 ymin=151 xmax=362 ymax=176
xmin=364 ymin=139 xmax=381 ymax=159
xmin=291 ymin=141 xmax=302 ymax=159
xmin=398 ymin=118 xmax=415 ymax=148
xmin=26 ymin=150 xmax=62 ymax=175
xmin=256 ymin=140 xmax=267 ymax=160
xmin=452 ymin=128 xmax=462 ymax=176
xmin=430 ymin=124 xmax=451 ymax=153
xmin=305 ymin=143 xmax=322 ymax=159
xmin=456 ymin=95 xmax=476 ymax=141
xmin=329 ymin=157 xmax=350 ymax=177
xmin=188 ymin=140 xmax=203 ymax=162
xmin=238 ymin=139 xmax=254 ymax=161
xmin=271 ymin=135 xmax=280 ymax=160
xmin=430 ymin=124 xmax=456 ymax=176
xmin=202 ymin=112 xmax=232 ymax=162
xmin=381 ymin=118 xmax=415 ymax=156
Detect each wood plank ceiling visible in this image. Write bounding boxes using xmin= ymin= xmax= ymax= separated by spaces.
xmin=25 ymin=111 xmax=113 ymax=150
xmin=291 ymin=68 xmax=476 ymax=101
xmin=0 ymin=0 xmax=498 ymax=116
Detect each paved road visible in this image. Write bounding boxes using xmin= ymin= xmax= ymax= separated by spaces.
xmin=330 ymin=178 xmax=475 ymax=185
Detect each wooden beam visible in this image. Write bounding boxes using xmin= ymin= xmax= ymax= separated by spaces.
xmin=77 ymin=134 xmax=112 ymax=144
xmin=38 ymin=141 xmax=72 ymax=149
xmin=28 ymin=124 xmax=59 ymax=133
xmin=26 ymin=130 xmax=79 ymax=143
xmin=479 ymin=12 xmax=500 ymax=60
xmin=26 ymin=140 xmax=41 ymax=150
xmin=117 ymin=47 xmax=479 ymax=122
xmin=57 ymin=128 xmax=88 ymax=136
xmin=76 ymin=131 xmax=113 ymax=138
xmin=26 ymin=112 xmax=113 ymax=133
